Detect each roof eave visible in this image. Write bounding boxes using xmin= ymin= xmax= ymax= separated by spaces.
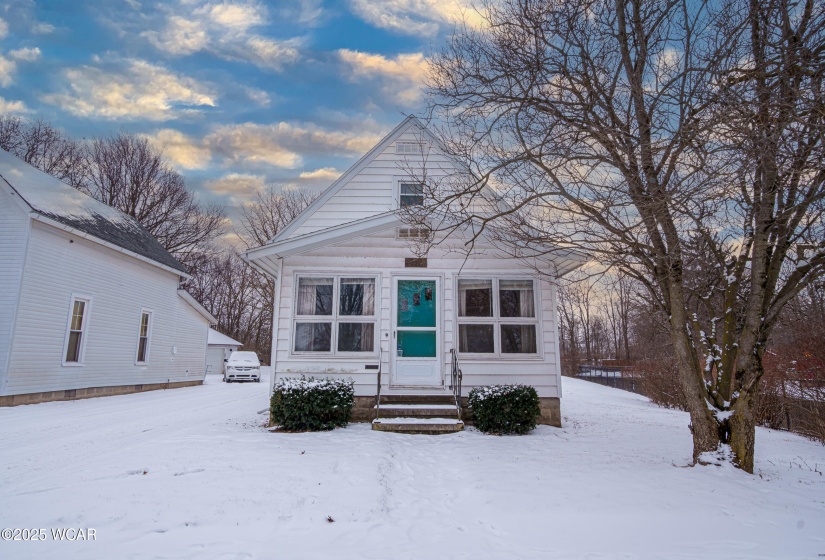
xmin=243 ymin=212 xmax=403 ymax=264
xmin=178 ymin=289 xmax=218 ymax=325
xmin=30 ymin=212 xmax=191 ymax=280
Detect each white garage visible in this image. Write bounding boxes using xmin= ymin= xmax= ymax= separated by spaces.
xmin=206 ymin=329 xmax=242 ymax=376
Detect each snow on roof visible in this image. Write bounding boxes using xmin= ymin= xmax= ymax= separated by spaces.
xmin=0 ymin=149 xmax=187 ymax=274
xmin=208 ymin=328 xmax=242 ymax=347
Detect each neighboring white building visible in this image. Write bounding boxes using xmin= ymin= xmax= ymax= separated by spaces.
xmin=0 ymin=149 xmax=217 ymax=406
xmin=206 ymin=328 xmax=242 ymax=375
xmin=242 ymin=117 xmax=587 ymax=428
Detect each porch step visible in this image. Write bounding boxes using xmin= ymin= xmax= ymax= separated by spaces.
xmin=379 ymin=395 xmax=455 ymax=405
xmin=374 ymin=403 xmax=460 ymax=419
xmin=372 ymin=417 xmax=464 ymax=434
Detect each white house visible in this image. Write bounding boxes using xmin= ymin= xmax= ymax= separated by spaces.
xmin=0 ymin=149 xmax=217 ymax=406
xmin=242 ymin=117 xmax=586 ymax=431
xmin=206 ymin=328 xmax=242 ymax=375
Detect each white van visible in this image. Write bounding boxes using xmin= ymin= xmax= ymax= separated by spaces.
xmin=224 ymin=351 xmax=261 ymax=383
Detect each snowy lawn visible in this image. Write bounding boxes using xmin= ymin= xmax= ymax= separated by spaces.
xmin=1 ymin=372 xmax=823 ymax=560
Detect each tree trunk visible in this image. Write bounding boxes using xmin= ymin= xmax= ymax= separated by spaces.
xmin=670 ymin=307 xmax=720 ymax=461
xmin=729 ymin=356 xmax=764 ymax=473
xmin=729 ymin=391 xmax=758 ymax=473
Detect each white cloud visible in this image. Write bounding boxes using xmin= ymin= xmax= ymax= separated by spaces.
xmin=299 ymin=167 xmax=342 ymax=181
xmin=348 ymin=0 xmax=485 ymax=37
xmin=0 ymin=96 xmax=29 ymax=113
xmin=205 ymin=172 xmax=266 ymax=197
xmin=142 ymin=1 xmax=301 ymax=72
xmin=9 ymin=47 xmax=42 ymax=62
xmin=338 ymin=49 xmax=428 ymax=105
xmin=32 ymin=22 xmax=55 ymax=34
xmin=42 ymin=59 xmax=217 ymax=121
xmin=205 ymin=121 xmax=383 ymax=168
xmin=0 ymin=18 xmax=8 ymax=40
xmin=145 ymin=15 xmax=209 ymax=56
xmin=0 ymin=55 xmax=15 ymax=87
xmin=243 ymin=86 xmax=271 ymax=106
xmin=142 ymin=129 xmax=213 ymax=170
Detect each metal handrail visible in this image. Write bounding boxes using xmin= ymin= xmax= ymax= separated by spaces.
xmin=374 ymin=349 xmax=383 ymax=421
xmin=450 ymin=349 xmax=463 ymax=419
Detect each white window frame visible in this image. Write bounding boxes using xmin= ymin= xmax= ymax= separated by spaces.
xmin=62 ymin=294 xmax=92 ymax=367
xmin=394 ymin=178 xmax=425 ymax=210
xmin=454 ymin=276 xmax=541 ymax=358
xmin=396 ymin=141 xmax=425 ymax=155
xmin=291 ymin=274 xmax=380 ymax=357
xmin=135 ymin=308 xmax=153 ymax=365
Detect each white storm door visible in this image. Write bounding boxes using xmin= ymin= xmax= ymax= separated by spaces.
xmin=392 ymin=277 xmax=441 ymax=387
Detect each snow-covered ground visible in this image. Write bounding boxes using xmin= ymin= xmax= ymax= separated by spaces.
xmin=1 ymin=372 xmax=823 ymax=560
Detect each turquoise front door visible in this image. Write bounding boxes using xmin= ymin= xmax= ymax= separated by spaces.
xmin=393 ymin=278 xmax=441 ymax=386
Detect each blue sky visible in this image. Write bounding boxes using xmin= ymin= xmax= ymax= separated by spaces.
xmin=0 ymin=0 xmax=482 ymax=235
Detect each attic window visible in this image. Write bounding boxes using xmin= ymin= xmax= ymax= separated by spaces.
xmin=396 ymin=142 xmax=425 ymax=154
xmin=400 ymin=183 xmax=424 ymax=207
xmin=397 ymin=227 xmax=429 ymax=239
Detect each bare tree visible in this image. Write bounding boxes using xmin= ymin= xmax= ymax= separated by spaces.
xmin=186 ymin=186 xmax=318 ymax=362
xmin=0 ymin=115 xmax=87 ymax=188
xmin=84 ymin=134 xmax=226 ymax=266
xmin=238 ymin=187 xmax=318 ymax=249
xmin=424 ymin=0 xmax=825 ymax=471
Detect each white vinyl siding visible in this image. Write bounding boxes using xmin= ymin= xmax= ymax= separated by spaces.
xmin=0 ymin=189 xmax=30 ymax=387
xmin=288 ymin=128 xmax=459 ymax=238
xmin=2 ymin=221 xmax=210 ymax=396
xmin=271 ymin=229 xmax=561 ymax=398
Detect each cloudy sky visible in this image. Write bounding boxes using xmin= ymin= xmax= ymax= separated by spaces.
xmin=0 ymin=0 xmax=481 ymax=233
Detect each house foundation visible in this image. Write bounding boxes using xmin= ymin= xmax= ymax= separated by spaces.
xmin=0 ymin=380 xmax=203 ymax=406
xmin=351 ymin=395 xmax=562 ymax=427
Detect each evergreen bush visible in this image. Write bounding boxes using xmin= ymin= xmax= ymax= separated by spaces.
xmin=270 ymin=376 xmax=355 ymax=431
xmin=468 ymin=384 xmax=541 ymax=435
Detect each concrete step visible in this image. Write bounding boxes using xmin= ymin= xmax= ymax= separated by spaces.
xmin=375 ymin=403 xmax=460 ymax=419
xmin=372 ymin=417 xmax=464 ymax=434
xmin=379 ymin=394 xmax=455 ymax=405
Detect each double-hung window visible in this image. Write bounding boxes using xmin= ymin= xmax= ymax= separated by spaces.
xmin=399 ymin=183 xmax=424 ymax=207
xmin=456 ymin=278 xmax=538 ymax=355
xmin=294 ymin=275 xmax=378 ymax=354
xmin=63 ymin=296 xmax=90 ymax=364
xmin=136 ymin=310 xmax=152 ymax=364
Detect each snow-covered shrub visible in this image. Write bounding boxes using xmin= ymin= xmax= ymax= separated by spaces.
xmin=468 ymin=384 xmax=540 ymax=435
xmin=270 ymin=376 xmax=355 ymax=431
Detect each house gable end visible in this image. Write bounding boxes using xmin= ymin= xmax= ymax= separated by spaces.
xmin=274 ymin=117 xmax=461 ymax=242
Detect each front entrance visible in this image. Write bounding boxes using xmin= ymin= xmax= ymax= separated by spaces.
xmin=391 ymin=277 xmax=441 ymax=387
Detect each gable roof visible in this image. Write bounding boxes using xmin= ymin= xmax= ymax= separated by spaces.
xmin=0 ymin=148 xmax=187 ymax=275
xmin=208 ymin=328 xmax=242 ymax=346
xmin=272 ymin=115 xmax=453 ymax=243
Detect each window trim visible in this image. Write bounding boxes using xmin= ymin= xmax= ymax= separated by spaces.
xmin=454 ymin=276 xmax=542 ymax=359
xmin=135 ymin=308 xmax=154 ymax=365
xmin=62 ymin=294 xmax=92 ymax=367
xmin=394 ymin=177 xmax=426 ymax=210
xmin=396 ymin=141 xmax=425 ymax=155
xmin=291 ymin=273 xmax=380 ymax=357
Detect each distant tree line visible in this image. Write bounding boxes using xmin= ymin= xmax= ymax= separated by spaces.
xmin=0 ymin=115 xmax=315 ymax=364
xmin=558 ymin=270 xmax=825 ymax=443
